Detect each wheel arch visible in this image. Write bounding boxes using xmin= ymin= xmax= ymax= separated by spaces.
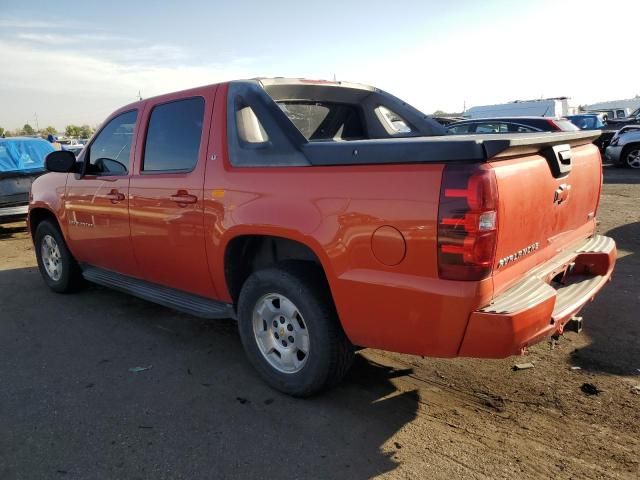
xmin=222 ymin=231 xmax=335 ymax=308
xmin=28 ymin=207 xmax=61 ymax=239
xmin=621 ymin=142 xmax=640 ymax=167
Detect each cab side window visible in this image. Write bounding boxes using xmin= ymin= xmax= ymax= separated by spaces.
xmin=143 ymin=97 xmax=205 ymax=172
xmin=87 ymin=110 xmax=137 ymax=175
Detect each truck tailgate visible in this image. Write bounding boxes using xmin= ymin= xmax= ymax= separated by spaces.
xmin=489 ymin=141 xmax=603 ymax=297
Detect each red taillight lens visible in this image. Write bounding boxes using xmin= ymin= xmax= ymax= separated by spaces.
xmin=545 ymin=118 xmax=561 ymax=131
xmin=437 ymin=164 xmax=498 ymax=281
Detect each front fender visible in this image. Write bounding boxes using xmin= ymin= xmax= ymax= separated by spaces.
xmin=28 ymin=172 xmax=69 ymax=239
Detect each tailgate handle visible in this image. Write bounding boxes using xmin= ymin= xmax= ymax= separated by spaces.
xmin=543 ymin=144 xmax=572 ymax=178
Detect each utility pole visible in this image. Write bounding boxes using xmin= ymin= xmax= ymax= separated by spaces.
xmin=137 ymin=90 xmax=143 ymax=101
xmin=34 ymin=112 xmax=39 ymax=131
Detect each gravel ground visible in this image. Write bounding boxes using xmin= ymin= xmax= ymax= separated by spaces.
xmin=0 ymin=166 xmax=638 ymax=479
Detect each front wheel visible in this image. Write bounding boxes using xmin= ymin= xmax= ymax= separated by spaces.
xmin=622 ymin=146 xmax=640 ymax=169
xmin=237 ymin=262 xmax=353 ymax=397
xmin=34 ymin=220 xmax=83 ymax=293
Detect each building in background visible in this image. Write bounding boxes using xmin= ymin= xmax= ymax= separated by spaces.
xmin=583 ymin=97 xmax=640 ymax=119
xmin=464 ymin=97 xmax=571 ymax=118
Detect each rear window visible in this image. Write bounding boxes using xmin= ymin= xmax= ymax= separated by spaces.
xmin=277 ymin=101 xmax=364 ymax=140
xmin=569 ymin=116 xmax=604 ymax=130
xmin=553 ymin=119 xmax=580 ymax=132
xmin=143 ymin=97 xmax=205 ymax=172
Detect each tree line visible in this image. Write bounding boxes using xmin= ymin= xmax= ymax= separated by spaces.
xmin=0 ymin=124 xmax=94 ymax=139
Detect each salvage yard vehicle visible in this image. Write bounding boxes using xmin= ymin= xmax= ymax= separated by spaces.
xmin=447 ymin=117 xmax=579 ymax=134
xmin=29 ymin=78 xmax=616 ymax=396
xmin=566 ymin=114 xmax=613 ymax=152
xmin=0 ymin=137 xmax=54 ymax=224
xmin=605 ymin=125 xmax=640 ymax=168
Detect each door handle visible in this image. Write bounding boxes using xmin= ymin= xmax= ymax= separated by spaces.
xmin=169 ymin=190 xmax=198 ymax=205
xmin=100 ymin=189 xmax=125 ymax=203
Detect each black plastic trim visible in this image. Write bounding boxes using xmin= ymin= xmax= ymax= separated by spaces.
xmin=226 ymin=80 xmax=600 ymax=167
xmin=81 ymin=266 xmax=236 ymax=320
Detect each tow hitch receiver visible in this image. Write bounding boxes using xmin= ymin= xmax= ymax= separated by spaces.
xmin=565 ymin=316 xmax=584 ymax=333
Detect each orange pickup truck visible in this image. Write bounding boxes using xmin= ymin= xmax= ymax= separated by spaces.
xmin=30 ymin=78 xmax=616 ymax=396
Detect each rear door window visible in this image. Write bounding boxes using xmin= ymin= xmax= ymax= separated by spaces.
xmin=143 ymin=97 xmax=205 ymax=172
xmin=509 ymin=123 xmax=539 ymax=133
xmin=475 ymin=122 xmax=506 ymax=133
xmin=87 ymin=110 xmax=137 ymax=175
xmin=447 ymin=123 xmax=472 ymax=134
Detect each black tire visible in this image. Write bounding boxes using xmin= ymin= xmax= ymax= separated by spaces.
xmin=34 ymin=219 xmax=83 ymax=293
xmin=237 ymin=261 xmax=353 ymax=397
xmin=621 ymin=144 xmax=640 ymax=169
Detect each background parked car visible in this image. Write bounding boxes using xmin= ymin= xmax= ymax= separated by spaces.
xmin=602 ymin=107 xmax=640 ymax=127
xmin=0 ymin=137 xmax=54 ymax=223
xmin=567 ymin=113 xmax=613 ymax=152
xmin=586 ymin=108 xmax=630 ymax=121
xmin=605 ymin=125 xmax=640 ymax=169
xmin=58 ymin=138 xmax=88 ymax=157
xmin=446 ymin=117 xmax=579 ymax=134
xmin=430 ymin=116 xmax=466 ymax=127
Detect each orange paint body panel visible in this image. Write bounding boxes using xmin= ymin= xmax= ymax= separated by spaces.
xmin=128 ymin=85 xmax=218 ymax=298
xmin=28 ymin=80 xmax=617 ymax=360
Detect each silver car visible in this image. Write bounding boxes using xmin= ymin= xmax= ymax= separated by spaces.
xmin=605 ymin=126 xmax=640 ymax=169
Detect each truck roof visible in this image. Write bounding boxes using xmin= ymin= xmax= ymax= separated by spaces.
xmin=255 ymin=77 xmax=376 ymax=92
xmin=118 ymin=77 xmax=377 ymax=113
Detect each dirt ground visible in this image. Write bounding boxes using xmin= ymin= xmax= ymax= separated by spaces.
xmin=0 ymin=167 xmax=638 ymax=479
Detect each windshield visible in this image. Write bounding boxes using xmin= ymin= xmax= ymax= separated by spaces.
xmin=0 ymin=139 xmax=55 ymax=173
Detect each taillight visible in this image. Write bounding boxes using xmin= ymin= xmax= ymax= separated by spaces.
xmin=437 ymin=164 xmax=498 ymax=281
xmin=545 ymin=119 xmax=562 ymax=131
xmin=545 ymin=118 xmax=579 ymax=132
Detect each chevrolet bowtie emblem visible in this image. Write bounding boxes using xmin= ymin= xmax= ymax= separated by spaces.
xmin=554 ymin=184 xmax=571 ymax=205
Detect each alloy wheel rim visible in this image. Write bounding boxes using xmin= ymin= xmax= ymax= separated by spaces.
xmin=41 ymin=234 xmax=62 ymax=281
xmin=252 ymin=293 xmax=310 ymax=374
xmin=627 ymin=149 xmax=640 ymax=169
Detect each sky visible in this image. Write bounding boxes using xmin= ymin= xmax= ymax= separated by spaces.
xmin=0 ymin=0 xmax=638 ymax=130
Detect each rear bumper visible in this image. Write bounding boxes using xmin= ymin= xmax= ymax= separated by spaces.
xmin=0 ymin=204 xmax=28 ymax=224
xmin=458 ymin=235 xmax=616 ymax=358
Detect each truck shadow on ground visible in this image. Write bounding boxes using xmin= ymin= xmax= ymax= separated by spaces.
xmin=602 ymin=166 xmax=640 ymax=185
xmin=570 ymin=221 xmax=640 ymax=375
xmin=0 ymin=266 xmax=418 ymax=479
xmin=0 ymin=222 xmax=27 ymax=239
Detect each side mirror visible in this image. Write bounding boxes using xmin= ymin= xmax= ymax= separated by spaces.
xmin=45 ymin=150 xmax=77 ymax=173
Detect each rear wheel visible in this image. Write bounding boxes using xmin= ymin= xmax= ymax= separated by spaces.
xmin=237 ymin=262 xmax=353 ymax=397
xmin=622 ymin=145 xmax=640 ymax=169
xmin=34 ymin=220 xmax=83 ymax=293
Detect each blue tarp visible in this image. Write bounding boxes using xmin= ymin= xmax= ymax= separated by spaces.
xmin=0 ymin=138 xmax=55 ymax=173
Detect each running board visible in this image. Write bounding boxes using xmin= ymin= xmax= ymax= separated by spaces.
xmin=81 ymin=266 xmax=236 ymax=320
